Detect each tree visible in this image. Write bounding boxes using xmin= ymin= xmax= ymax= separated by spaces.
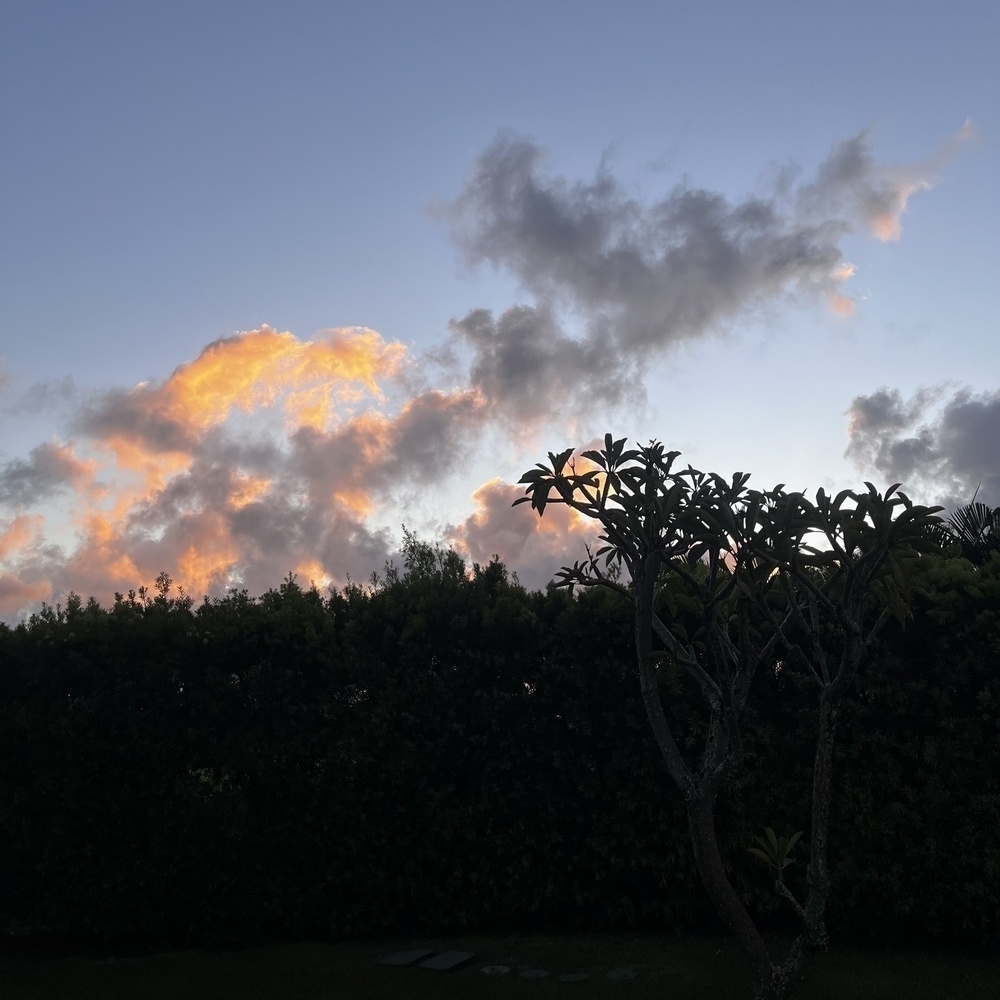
xmin=516 ymin=436 xmax=942 ymax=1000
xmin=945 ymin=499 xmax=1000 ymax=566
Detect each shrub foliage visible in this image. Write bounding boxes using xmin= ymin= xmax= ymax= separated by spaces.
xmin=1 ymin=542 xmax=997 ymax=949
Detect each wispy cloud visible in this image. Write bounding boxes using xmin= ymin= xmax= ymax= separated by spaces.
xmin=798 ymin=120 xmax=973 ymax=242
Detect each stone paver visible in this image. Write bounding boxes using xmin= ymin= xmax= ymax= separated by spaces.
xmin=377 ymin=948 xmax=434 ymax=966
xmin=417 ymin=950 xmax=475 ymax=971
xmin=380 ymin=944 xmax=644 ymax=982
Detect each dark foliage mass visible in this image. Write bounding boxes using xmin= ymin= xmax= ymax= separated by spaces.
xmin=0 ymin=540 xmax=997 ymax=951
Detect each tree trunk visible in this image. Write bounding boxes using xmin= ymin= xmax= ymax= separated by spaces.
xmin=802 ymin=692 xmax=837 ymax=943
xmin=685 ymin=797 xmax=778 ymax=996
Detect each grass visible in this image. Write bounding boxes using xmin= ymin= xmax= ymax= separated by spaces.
xmin=1 ymin=930 xmax=997 ymax=1000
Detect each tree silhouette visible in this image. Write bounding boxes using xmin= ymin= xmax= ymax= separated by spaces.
xmin=516 ymin=435 xmax=943 ymax=1000
xmin=946 ymin=499 xmax=1000 ymax=566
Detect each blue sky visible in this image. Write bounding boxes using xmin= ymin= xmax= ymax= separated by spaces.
xmin=1 ymin=1 xmax=998 ymax=615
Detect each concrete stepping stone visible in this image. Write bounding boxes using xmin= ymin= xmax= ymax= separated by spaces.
xmin=606 ymin=966 xmax=639 ymax=980
xmin=558 ymin=972 xmax=590 ymax=982
xmin=482 ymin=965 xmax=511 ymax=975
xmin=417 ymin=950 xmax=475 ymax=971
xmin=519 ymin=969 xmax=550 ymax=979
xmin=378 ymin=948 xmax=434 ymax=966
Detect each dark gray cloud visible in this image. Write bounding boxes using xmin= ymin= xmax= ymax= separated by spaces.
xmin=441 ymin=127 xmax=969 ymax=423
xmin=76 ymin=386 xmax=198 ymax=454
xmin=846 ymin=385 xmax=1000 ymax=507
xmin=377 ymin=389 xmax=485 ymax=483
xmin=450 ymin=305 xmax=636 ymax=420
xmin=0 ymin=442 xmax=92 ymax=508
xmin=125 ymin=458 xmax=239 ymax=531
xmin=444 ymin=131 xmax=872 ymax=358
xmin=196 ymin=428 xmax=285 ymax=476
xmin=288 ymin=388 xmax=485 ymax=499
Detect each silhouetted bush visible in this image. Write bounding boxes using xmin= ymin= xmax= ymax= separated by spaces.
xmin=0 ymin=547 xmax=997 ymax=949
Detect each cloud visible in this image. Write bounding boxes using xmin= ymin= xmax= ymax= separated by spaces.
xmin=0 ymin=442 xmax=96 ymax=508
xmin=0 ymin=326 xmax=419 ymax=616
xmin=0 ymin=574 xmax=49 ymax=609
xmin=799 ymin=121 xmax=973 ymax=243
xmin=0 ymin=515 xmax=43 ymax=561
xmin=76 ymin=325 xmax=404 ymax=453
xmin=446 ymin=477 xmax=598 ymax=591
xmin=0 ymin=125 xmax=968 ymax=618
xmin=442 ymin=125 xmax=971 ymax=398
xmin=0 ymin=377 xmax=78 ymax=418
xmin=450 ymin=305 xmax=635 ymax=424
xmin=845 ymin=385 xmax=1000 ymax=507
xmin=444 ymin=129 xmax=909 ymax=361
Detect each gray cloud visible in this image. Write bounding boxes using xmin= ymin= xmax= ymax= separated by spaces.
xmin=450 ymin=305 xmax=636 ymax=421
xmin=846 ymin=385 xmax=1000 ymax=507
xmin=0 ymin=442 xmax=92 ymax=508
xmin=76 ymin=386 xmax=198 ymax=454
xmin=445 ymin=477 xmax=596 ymax=591
xmin=798 ymin=122 xmax=972 ymax=241
xmin=0 ymin=377 xmax=78 ymax=418
xmin=444 ymin=131 xmax=873 ymax=358
xmin=441 ymin=127 xmax=968 ymax=423
xmin=797 ymin=131 xmax=915 ymax=240
xmin=379 ymin=389 xmax=485 ymax=482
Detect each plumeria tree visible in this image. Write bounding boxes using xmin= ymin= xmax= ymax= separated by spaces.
xmin=516 ymin=436 xmax=942 ymax=1000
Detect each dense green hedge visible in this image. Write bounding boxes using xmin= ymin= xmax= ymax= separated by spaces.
xmin=0 ymin=548 xmax=997 ymax=949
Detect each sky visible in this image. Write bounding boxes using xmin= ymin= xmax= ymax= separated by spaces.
xmin=1 ymin=1 xmax=998 ymax=618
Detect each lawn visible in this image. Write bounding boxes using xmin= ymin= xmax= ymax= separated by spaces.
xmin=1 ymin=930 xmax=997 ymax=1000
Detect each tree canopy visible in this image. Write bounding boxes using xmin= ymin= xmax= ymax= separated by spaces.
xmin=516 ymin=436 xmax=944 ymax=999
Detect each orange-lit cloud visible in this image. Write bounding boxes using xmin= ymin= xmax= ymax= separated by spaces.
xmin=160 ymin=325 xmax=405 ymax=431
xmin=828 ymin=293 xmax=856 ymax=317
xmin=866 ymin=173 xmax=932 ymax=242
xmin=447 ymin=477 xmax=598 ymax=590
xmin=825 ymin=261 xmax=857 ymax=316
xmin=294 ymin=559 xmax=333 ymax=591
xmin=0 ymin=574 xmax=50 ymax=611
xmin=175 ymin=515 xmax=241 ymax=596
xmin=865 ymin=122 xmax=972 ymax=242
xmin=0 ymin=327 xmax=420 ymax=616
xmin=228 ymin=473 xmax=272 ymax=510
xmin=831 ymin=261 xmax=856 ymax=283
xmin=0 ymin=515 xmax=43 ymax=560
xmin=794 ymin=122 xmax=972 ymax=246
